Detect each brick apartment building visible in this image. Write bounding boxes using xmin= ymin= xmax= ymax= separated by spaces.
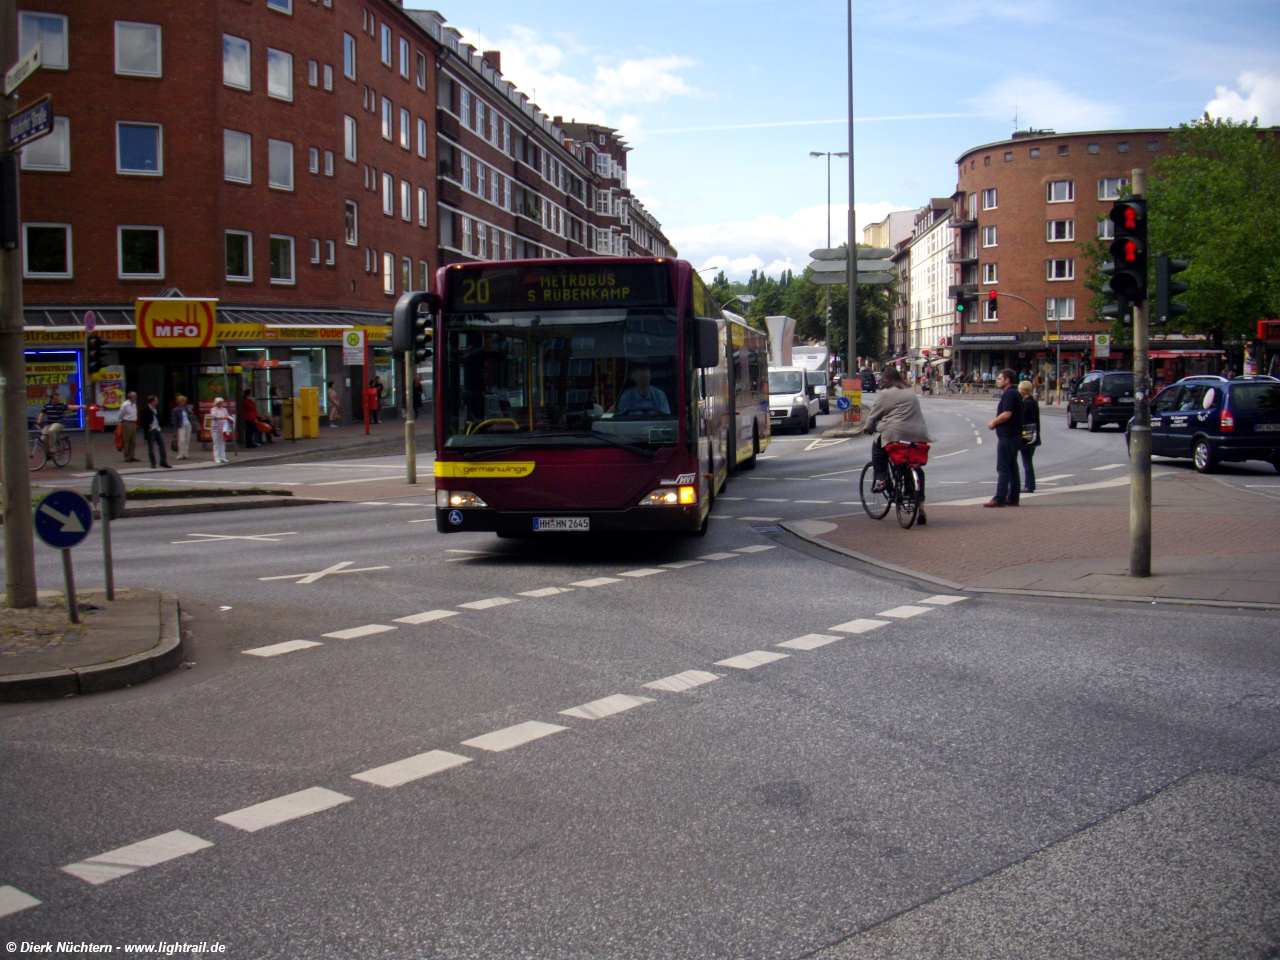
xmin=14 ymin=0 xmax=671 ymax=428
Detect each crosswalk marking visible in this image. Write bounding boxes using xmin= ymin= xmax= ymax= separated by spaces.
xmin=876 ymin=605 xmax=933 ymax=619
xmin=643 ymin=669 xmax=721 ymax=693
xmin=216 ymin=787 xmax=353 ymax=833
xmin=777 ymin=633 xmax=841 ymax=651
xmin=920 ymin=595 xmax=968 ymax=605
xmin=660 ymin=560 xmax=704 ymax=569
xmin=393 ymin=610 xmax=459 ymax=624
xmin=570 ymin=577 xmax=622 ymax=588
xmin=62 ymin=831 xmax=213 ymax=886
xmin=0 ymin=885 xmax=40 ymax=919
xmin=829 ymin=618 xmax=891 ymax=634
xmin=458 ymin=597 xmax=518 ymax=610
xmin=697 ymin=553 xmax=738 ymax=561
xmin=352 ymin=750 xmax=472 ymax=788
xmin=714 ymin=650 xmax=790 ymax=670
xmin=519 ymin=587 xmax=574 ymax=597
xmin=243 ymin=640 xmax=322 ymax=657
xmin=462 ymin=720 xmax=568 ymax=753
xmin=559 ymin=693 xmax=654 ymax=720
xmin=322 ymin=624 xmax=397 ymax=640
xmin=617 ymin=568 xmax=666 ymax=578
xmin=734 ymin=545 xmax=776 ymax=553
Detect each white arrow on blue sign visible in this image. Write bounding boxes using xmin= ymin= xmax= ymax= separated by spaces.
xmin=836 ymin=396 xmax=852 ymax=411
xmin=34 ymin=490 xmax=93 ymax=549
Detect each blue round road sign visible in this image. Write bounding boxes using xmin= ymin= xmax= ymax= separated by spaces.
xmin=34 ymin=490 xmax=93 ymax=549
xmin=835 ymin=396 xmax=852 ymax=411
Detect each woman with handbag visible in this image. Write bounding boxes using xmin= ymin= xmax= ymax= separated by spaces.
xmin=210 ymin=397 xmax=232 ymax=464
xmin=172 ymin=395 xmax=195 ymax=460
xmin=1018 ymin=380 xmax=1041 ymax=493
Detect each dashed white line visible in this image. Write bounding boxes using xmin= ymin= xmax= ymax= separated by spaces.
xmin=462 ymin=720 xmax=568 ymax=753
xmin=518 ymin=587 xmax=574 ymax=598
xmin=61 ymin=831 xmax=213 ymax=886
xmin=830 ymin=618 xmax=891 ymax=634
xmin=777 ymin=633 xmax=841 ymax=651
xmin=1092 ymin=463 xmax=1126 ymax=471
xmin=794 ymin=500 xmax=832 ymax=504
xmin=754 ymin=498 xmax=788 ymax=503
xmin=697 ymin=553 xmax=739 ymax=561
xmin=570 ymin=577 xmax=623 ymax=588
xmin=876 ymin=605 xmax=933 ymax=619
xmin=735 ymin=545 xmax=776 ymax=554
xmin=1038 ymin=474 xmax=1074 ymax=482
xmin=718 ymin=496 xmax=746 ymax=501
xmin=921 ymin=595 xmax=969 ymax=605
xmin=714 ymin=650 xmax=790 ymax=670
xmin=322 ymin=624 xmax=397 ymax=640
xmin=737 ymin=516 xmax=782 ymax=522
xmin=661 ymin=560 xmax=704 ymax=569
xmin=243 ymin=640 xmax=323 ymax=658
xmin=0 ymin=885 xmax=40 ymax=918
xmin=216 ymin=787 xmax=353 ymax=833
xmin=393 ymin=610 xmax=459 ymax=625
xmin=559 ymin=693 xmax=654 ymax=720
xmin=458 ymin=597 xmax=519 ymax=610
xmin=643 ymin=669 xmax=721 ymax=693
xmin=618 ymin=568 xmax=666 ymax=578
xmin=352 ymin=749 xmax=472 ymax=788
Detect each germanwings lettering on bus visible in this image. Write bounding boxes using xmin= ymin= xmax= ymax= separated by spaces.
xmin=434 ymin=461 xmax=535 ymax=479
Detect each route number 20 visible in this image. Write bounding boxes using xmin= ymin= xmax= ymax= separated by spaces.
xmin=460 ymin=279 xmax=490 ymax=305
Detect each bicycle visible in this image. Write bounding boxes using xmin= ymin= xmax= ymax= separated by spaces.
xmin=29 ymin=428 xmax=72 ymax=470
xmin=859 ymin=441 xmax=929 ymax=529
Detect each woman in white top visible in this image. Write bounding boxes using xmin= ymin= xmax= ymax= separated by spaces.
xmin=209 ymin=397 xmax=232 ymax=464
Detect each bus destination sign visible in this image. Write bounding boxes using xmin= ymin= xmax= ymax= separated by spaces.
xmin=445 ymin=262 xmax=672 ymax=312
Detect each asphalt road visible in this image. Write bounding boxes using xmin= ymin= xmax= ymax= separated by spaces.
xmin=2 ymin=398 xmax=1278 ymax=959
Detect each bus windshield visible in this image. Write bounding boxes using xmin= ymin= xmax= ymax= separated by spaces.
xmin=440 ymin=308 xmax=680 ymax=452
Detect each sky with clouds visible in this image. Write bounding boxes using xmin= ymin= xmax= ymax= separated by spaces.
xmin=409 ymin=0 xmax=1280 ymax=280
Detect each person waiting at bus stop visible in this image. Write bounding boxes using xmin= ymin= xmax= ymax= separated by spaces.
xmin=612 ymin=364 xmax=669 ymax=415
xmin=864 ymin=366 xmax=931 ymax=524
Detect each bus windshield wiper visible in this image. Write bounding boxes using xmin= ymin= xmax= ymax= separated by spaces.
xmin=568 ymin=432 xmax=655 ymax=458
xmin=458 ymin=445 xmax=528 ymax=461
xmin=455 ymin=434 xmax=654 ymax=459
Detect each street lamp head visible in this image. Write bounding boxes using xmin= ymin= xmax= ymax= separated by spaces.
xmin=809 ymin=151 xmax=824 ymax=157
xmin=835 ymin=152 xmax=849 ymax=158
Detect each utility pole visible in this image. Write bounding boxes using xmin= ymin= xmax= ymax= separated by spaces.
xmin=0 ymin=0 xmax=38 ymax=608
xmin=845 ymin=0 xmax=857 ymax=376
xmin=1128 ymin=168 xmax=1152 ymax=578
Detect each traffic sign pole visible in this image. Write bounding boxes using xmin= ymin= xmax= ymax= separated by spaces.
xmin=1128 ymin=168 xmax=1152 ymax=579
xmin=61 ymin=548 xmax=79 ymax=624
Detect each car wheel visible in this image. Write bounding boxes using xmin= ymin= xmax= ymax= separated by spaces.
xmin=1193 ymin=438 xmax=1217 ymax=473
xmin=809 ymin=413 xmax=818 ymax=429
xmin=1067 ymin=409 xmax=1077 ymax=429
xmin=1088 ymin=410 xmax=1101 ymax=432
xmin=800 ymin=415 xmax=810 ymax=435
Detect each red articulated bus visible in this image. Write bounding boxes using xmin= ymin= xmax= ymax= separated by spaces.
xmin=430 ymin=257 xmax=770 ymax=536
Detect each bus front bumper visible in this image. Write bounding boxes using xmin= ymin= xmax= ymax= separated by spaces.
xmin=436 ymin=505 xmax=705 ymax=534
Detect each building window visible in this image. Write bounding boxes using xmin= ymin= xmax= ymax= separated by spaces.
xmin=399 ymin=108 xmax=410 ymax=149
xmin=982 ymin=262 xmax=997 ymax=284
xmin=1046 ymin=297 xmax=1075 ymax=321
xmin=223 ymin=35 xmax=251 ymax=89
xmin=504 ymin=234 xmax=512 ymax=260
xmin=324 ymin=150 xmax=334 ymax=176
xmin=1029 ymin=147 xmax=1040 ymax=158
xmin=416 ymin=51 xmax=427 ymax=89
xmin=21 ymin=117 xmax=69 ymax=171
xmin=460 ymin=89 xmax=471 ymax=127
xmin=1046 ymin=180 xmax=1073 ymax=203
xmin=399 ymin=37 xmax=409 ymax=77
xmin=381 ymin=97 xmax=393 ymax=140
xmin=1003 ymin=151 xmax=1012 ymax=162
xmin=461 ymin=153 xmax=471 ymax=192
xmin=1087 ymin=143 xmax=1100 ymax=154
xmin=981 ymin=188 xmax=996 ymax=210
xmin=417 ymin=118 xmax=427 ymax=157
xmin=308 ymin=59 xmax=319 ymax=87
xmin=502 ymin=119 xmax=510 ymax=154
xmin=1046 ymin=258 xmax=1074 ymax=281
xmin=402 ymin=256 xmax=411 ymax=291
xmin=982 ymin=297 xmax=998 ymax=321
xmin=18 ymin=12 xmax=67 ymax=70
xmin=344 ymin=201 xmax=358 ymax=245
xmin=225 ymin=231 xmax=252 ymax=281
xmin=983 ymin=155 xmax=991 ymax=166
xmin=1117 ymin=142 xmax=1130 ymax=153
xmin=118 ymin=226 xmax=164 ymax=279
xmin=419 ymin=260 xmax=429 ymax=291
xmin=267 ymin=0 xmax=292 ymax=11
xmin=400 ymin=180 xmax=410 ymax=220
xmin=267 ymin=48 xmax=293 ymax=101
xmin=382 ymin=172 xmax=394 ymax=215
xmin=22 ymin=224 xmax=71 ymax=278
xmin=310 ymin=238 xmax=321 ymax=264
xmin=325 ymin=240 xmax=336 ymax=266
xmin=1057 ymin=144 xmax=1069 ymax=156
xmin=417 ymin=186 xmax=428 ymax=226
xmin=462 ymin=217 xmax=472 ymax=255
xmin=268 ymin=139 xmax=294 ymax=190
xmin=1046 ymin=219 xmax=1074 ymax=242
xmin=323 ymin=64 xmax=333 ymax=91
xmin=115 ymin=21 xmax=161 ymax=77
xmin=343 ymin=115 xmax=357 ymax=161
xmin=475 ymin=100 xmax=485 ymax=136
xmin=382 ymin=252 xmax=394 ymax=293
xmin=1097 ymin=177 xmax=1128 ymax=201
xmin=981 ymin=225 xmax=997 ymax=247
xmin=380 ymin=25 xmax=391 ymax=66
xmin=223 ymin=129 xmax=251 ymax=183
xmin=475 ymin=163 xmax=485 ymax=198
xmin=476 ymin=222 xmax=487 ymax=256
xmin=1097 ymin=218 xmax=1114 ymax=240
xmin=343 ymin=33 xmax=356 ymax=80
xmin=117 ymin=122 xmax=162 ymax=175
xmin=270 ymin=235 xmax=295 ymax=284
xmin=1146 ymin=140 xmax=1159 ymax=152
xmin=308 ymin=146 xmax=319 ymax=174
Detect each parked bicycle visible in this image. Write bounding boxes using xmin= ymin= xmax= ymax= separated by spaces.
xmin=859 ymin=441 xmax=929 ymax=529
xmin=29 ymin=428 xmax=72 ymax=470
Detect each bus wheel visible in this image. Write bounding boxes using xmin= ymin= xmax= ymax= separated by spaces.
xmin=741 ymin=428 xmax=759 ymax=470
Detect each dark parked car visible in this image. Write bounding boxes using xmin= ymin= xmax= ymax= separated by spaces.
xmin=1130 ymin=375 xmax=1280 ymax=473
xmin=859 ymin=368 xmax=877 ymax=393
xmin=1067 ymin=370 xmax=1134 ymax=431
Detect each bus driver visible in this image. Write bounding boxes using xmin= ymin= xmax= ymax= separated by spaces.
xmin=612 ymin=364 xmax=670 ymax=416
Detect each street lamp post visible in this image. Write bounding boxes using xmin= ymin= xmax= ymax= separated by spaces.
xmin=809 ymin=150 xmax=849 ymax=363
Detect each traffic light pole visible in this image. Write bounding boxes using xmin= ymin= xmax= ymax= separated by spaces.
xmin=845 ymin=0 xmax=857 ymax=373
xmin=82 ymin=342 xmax=94 ymax=471
xmin=1128 ymin=168 xmax=1152 ymax=579
xmin=403 ymin=350 xmax=416 ymax=485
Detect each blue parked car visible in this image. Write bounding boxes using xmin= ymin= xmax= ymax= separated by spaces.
xmin=1128 ymin=375 xmax=1280 ymax=473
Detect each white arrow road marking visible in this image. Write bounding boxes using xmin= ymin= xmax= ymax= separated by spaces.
xmin=803 ymin=437 xmax=849 ymax=452
xmin=258 ymin=561 xmax=390 ymax=584
xmin=176 ymin=532 xmax=297 ymax=544
xmin=39 ymin=502 xmax=85 ymax=533
xmin=0 ymin=885 xmax=41 ymax=918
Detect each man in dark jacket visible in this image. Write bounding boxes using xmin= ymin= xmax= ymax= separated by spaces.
xmin=139 ymin=395 xmax=172 ymax=469
xmin=985 ymin=369 xmax=1022 ymax=507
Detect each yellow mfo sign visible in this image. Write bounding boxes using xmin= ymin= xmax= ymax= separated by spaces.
xmin=434 ymin=461 xmax=536 ymax=479
xmin=135 ymin=299 xmax=218 ymax=349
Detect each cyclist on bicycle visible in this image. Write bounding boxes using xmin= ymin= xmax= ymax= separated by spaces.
xmin=864 ymin=366 xmax=931 ymax=522
xmin=35 ymin=390 xmax=81 ymax=442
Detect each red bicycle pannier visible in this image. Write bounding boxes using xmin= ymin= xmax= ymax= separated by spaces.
xmin=884 ymin=442 xmax=930 ymax=466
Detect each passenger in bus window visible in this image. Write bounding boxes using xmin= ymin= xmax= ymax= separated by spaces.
xmin=612 ymin=364 xmax=670 ymax=416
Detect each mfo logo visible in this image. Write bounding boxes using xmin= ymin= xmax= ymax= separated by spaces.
xmin=134 ymin=299 xmax=217 ymax=349
xmin=150 ymin=324 xmax=203 ymax=339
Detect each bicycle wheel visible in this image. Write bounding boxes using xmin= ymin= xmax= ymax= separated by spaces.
xmin=859 ymin=461 xmax=891 ymax=520
xmin=52 ymin=435 xmax=72 ymax=467
xmin=28 ymin=439 xmax=46 ymax=471
xmin=896 ymin=464 xmax=920 ymax=529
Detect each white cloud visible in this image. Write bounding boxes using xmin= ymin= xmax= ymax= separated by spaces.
xmin=968 ymin=77 xmax=1121 ymax=131
xmin=670 ymin=203 xmax=910 ymax=282
xmin=1206 ymin=72 xmax=1280 ymax=126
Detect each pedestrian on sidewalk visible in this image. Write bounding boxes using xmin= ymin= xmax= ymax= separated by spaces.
xmin=985 ymin=369 xmax=1023 ymax=507
xmin=327 ymin=381 xmax=341 ymax=427
xmin=172 ymin=394 xmax=195 ymax=460
xmin=372 ymin=376 xmax=385 ymax=424
xmin=242 ymin=388 xmax=260 ymax=448
xmin=140 ymin=395 xmax=172 ymax=469
xmin=210 ymin=397 xmax=232 ymax=463
xmin=1018 ymin=380 xmax=1041 ymax=493
xmin=865 ymin=366 xmax=932 ymax=525
xmin=119 ymin=391 xmax=139 ymax=462
xmin=412 ymin=377 xmax=423 ymax=418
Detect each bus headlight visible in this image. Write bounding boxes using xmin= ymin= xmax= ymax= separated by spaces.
xmin=437 ymin=490 xmax=487 ymax=508
xmin=640 ymin=485 xmax=697 ymax=506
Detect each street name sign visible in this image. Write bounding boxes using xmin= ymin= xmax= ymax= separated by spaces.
xmin=855 ymin=259 xmax=894 ymax=272
xmin=809 ymin=248 xmax=847 ymax=261
xmin=34 ymin=490 xmax=92 ymax=550
xmin=7 ymin=95 xmax=53 ymax=151
xmin=809 ymin=260 xmax=850 ymax=274
xmin=808 ymin=273 xmax=846 ymax=285
xmin=858 ymin=248 xmax=892 ymax=259
xmin=4 ymin=45 xmax=41 ymax=97
xmin=855 ymin=272 xmax=895 ymax=285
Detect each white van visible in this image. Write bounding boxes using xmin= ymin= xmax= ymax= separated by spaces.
xmin=768 ymin=367 xmax=820 ymax=434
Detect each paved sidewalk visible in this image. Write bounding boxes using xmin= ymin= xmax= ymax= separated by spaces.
xmin=786 ymin=470 xmax=1280 ymax=607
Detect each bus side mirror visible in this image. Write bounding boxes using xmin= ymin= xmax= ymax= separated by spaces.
xmin=696 ymin=318 xmax=719 ymax=369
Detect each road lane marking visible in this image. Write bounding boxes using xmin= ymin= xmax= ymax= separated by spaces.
xmin=216 ymin=787 xmax=353 ymax=833
xmin=735 ymin=545 xmax=776 ymax=553
xmin=754 ymin=498 xmax=788 ymax=502
xmin=462 ymin=720 xmax=568 ymax=752
xmin=777 ymin=633 xmax=841 ymax=651
xmin=307 ymin=476 xmax=411 ymax=486
xmin=876 ymin=605 xmax=933 ymax=618
xmin=519 ymin=587 xmax=574 ymax=597
xmin=323 ymin=624 xmax=397 ymax=640
xmin=175 ymin=532 xmax=297 ymax=544
xmin=352 ymin=750 xmax=472 ymax=788
xmin=804 ymin=437 xmax=849 ymax=451
xmin=61 ymin=830 xmax=214 ymax=886
xmin=937 ymin=481 xmax=969 ymax=484
xmin=570 ymin=577 xmax=622 ymax=588
xmin=643 ymin=670 xmax=721 ymax=693
xmin=393 ymin=610 xmax=459 ymax=624
xmin=618 ymin=568 xmax=666 ymax=578
xmin=259 ymin=561 xmax=391 ymax=584
xmin=559 ymin=694 xmax=654 ymax=720
xmin=243 ymin=640 xmax=323 ymax=657
xmin=714 ymin=650 xmax=790 ymax=670
xmin=921 ymin=595 xmax=969 ymax=605
xmin=737 ymin=516 xmax=782 ymax=522
xmin=838 ymin=501 xmax=859 ymax=505
xmin=718 ymin=496 xmax=746 ymax=501
xmin=1091 ymin=463 xmax=1126 ymax=471
xmin=1038 ymin=474 xmax=1074 ymax=482
xmin=697 ymin=553 xmax=738 ymax=561
xmin=661 ymin=560 xmax=704 ymax=569
xmin=794 ymin=500 xmax=832 ymax=504
xmin=830 ymin=618 xmax=891 ymax=634
xmin=0 ymin=885 xmax=40 ymax=918
xmin=458 ymin=597 xmax=519 ymax=610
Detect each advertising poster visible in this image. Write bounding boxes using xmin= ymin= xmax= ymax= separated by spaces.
xmin=373 ymin=351 xmax=394 ymax=408
xmin=841 ymin=379 xmax=862 ymax=424
xmin=25 ymin=354 xmax=84 ymax=426
xmin=95 ymin=365 xmax=126 ymax=425
xmin=196 ymin=373 xmax=240 ymax=443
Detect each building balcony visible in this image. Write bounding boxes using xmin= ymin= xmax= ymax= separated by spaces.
xmin=948 ymin=283 xmax=978 ymax=299
xmin=947 ymin=252 xmax=978 ymax=265
xmin=437 ymin=178 xmax=463 ymax=207
xmin=950 ymin=218 xmax=977 ymax=230
xmin=513 ymin=162 xmax=541 ymax=189
xmin=515 ymin=215 xmax=546 ymax=243
xmin=437 ymin=110 xmax=461 ymax=142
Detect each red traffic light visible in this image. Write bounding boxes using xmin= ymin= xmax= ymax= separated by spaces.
xmin=988 ymin=290 xmax=996 ymax=299
xmin=1118 ymin=239 xmax=1142 ymax=263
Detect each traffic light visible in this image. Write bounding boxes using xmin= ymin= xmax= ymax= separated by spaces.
xmin=955 ymin=301 xmax=966 ymax=314
xmin=1099 ymin=297 xmax=1131 ymax=325
xmin=987 ymin=289 xmax=998 ymax=314
xmin=1106 ymin=198 xmax=1148 ymax=301
xmin=1153 ymin=254 xmax=1189 ymax=325
xmin=86 ymin=335 xmax=107 ymax=375
xmin=392 ymin=290 xmax=441 ymax=363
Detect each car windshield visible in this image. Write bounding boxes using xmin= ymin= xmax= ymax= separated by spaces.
xmin=1229 ymin=382 xmax=1280 ymax=415
xmin=1101 ymin=373 xmax=1134 ymax=396
xmin=439 ymin=308 xmax=680 ymax=451
xmin=769 ymin=371 xmax=804 ymax=394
